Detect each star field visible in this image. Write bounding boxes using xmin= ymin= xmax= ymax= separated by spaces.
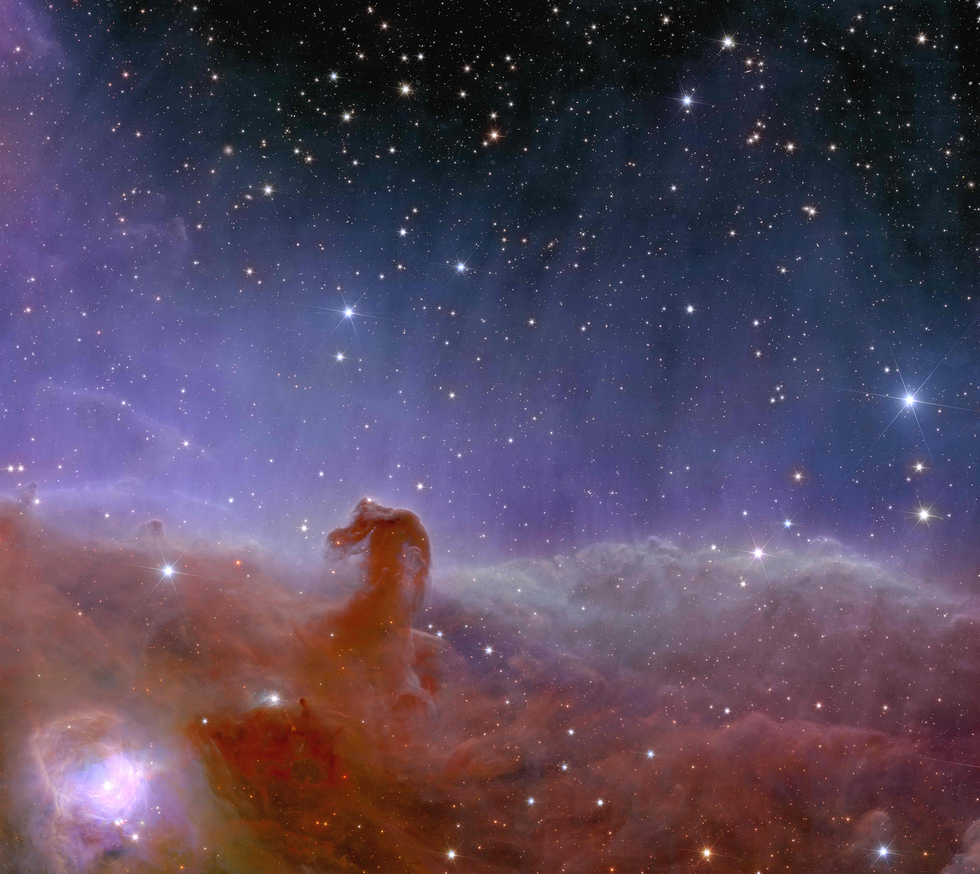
xmin=1 ymin=0 xmax=978 ymax=569
xmin=3 ymin=0 xmax=980 ymax=870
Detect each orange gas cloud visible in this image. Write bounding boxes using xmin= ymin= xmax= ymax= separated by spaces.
xmin=2 ymin=498 xmax=980 ymax=873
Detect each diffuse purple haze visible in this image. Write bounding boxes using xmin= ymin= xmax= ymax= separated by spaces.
xmin=3 ymin=498 xmax=980 ymax=872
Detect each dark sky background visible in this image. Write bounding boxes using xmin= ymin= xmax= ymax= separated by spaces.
xmin=9 ymin=2 xmax=980 ymax=873
xmin=4 ymin=0 xmax=980 ymax=575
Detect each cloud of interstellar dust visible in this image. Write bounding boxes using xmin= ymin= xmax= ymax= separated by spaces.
xmin=4 ymin=496 xmax=980 ymax=873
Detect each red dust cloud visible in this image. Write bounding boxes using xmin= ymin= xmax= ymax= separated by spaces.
xmin=3 ymin=496 xmax=980 ymax=872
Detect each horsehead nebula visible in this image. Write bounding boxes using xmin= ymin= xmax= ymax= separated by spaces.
xmin=3 ymin=496 xmax=980 ymax=872
xmin=3 ymin=0 xmax=980 ymax=869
